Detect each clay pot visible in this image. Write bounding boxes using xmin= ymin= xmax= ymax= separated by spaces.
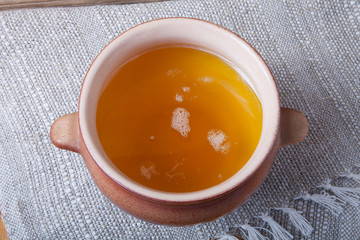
xmin=50 ymin=18 xmax=308 ymax=226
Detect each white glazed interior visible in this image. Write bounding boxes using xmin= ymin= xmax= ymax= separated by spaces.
xmin=79 ymin=18 xmax=280 ymax=202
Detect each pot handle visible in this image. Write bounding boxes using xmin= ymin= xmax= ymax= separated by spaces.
xmin=49 ymin=109 xmax=307 ymax=152
xmin=280 ymin=107 xmax=309 ymax=147
xmin=50 ymin=112 xmax=81 ymax=153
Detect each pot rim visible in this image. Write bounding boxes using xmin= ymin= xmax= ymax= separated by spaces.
xmin=78 ymin=17 xmax=280 ymax=203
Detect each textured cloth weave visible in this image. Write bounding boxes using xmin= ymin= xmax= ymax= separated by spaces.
xmin=0 ymin=0 xmax=359 ymax=239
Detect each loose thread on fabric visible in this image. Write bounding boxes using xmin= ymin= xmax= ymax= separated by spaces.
xmin=318 ymin=179 xmax=360 ymax=207
xmin=257 ymin=213 xmax=293 ymax=240
xmin=238 ymin=223 xmax=268 ymax=240
xmin=273 ymin=207 xmax=314 ymax=236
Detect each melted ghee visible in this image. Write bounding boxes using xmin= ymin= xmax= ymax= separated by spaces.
xmin=96 ymin=47 xmax=262 ymax=192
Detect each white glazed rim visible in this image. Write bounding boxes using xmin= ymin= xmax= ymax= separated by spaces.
xmin=79 ymin=18 xmax=280 ymax=203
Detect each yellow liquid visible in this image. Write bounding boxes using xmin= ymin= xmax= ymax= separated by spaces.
xmin=96 ymin=47 xmax=262 ymax=192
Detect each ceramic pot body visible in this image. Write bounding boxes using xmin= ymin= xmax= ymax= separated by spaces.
xmin=50 ymin=18 xmax=308 ymax=226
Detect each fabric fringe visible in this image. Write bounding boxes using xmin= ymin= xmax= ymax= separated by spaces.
xmin=318 ymin=180 xmax=360 ymax=207
xmin=341 ymin=173 xmax=360 ymax=184
xmin=339 ymin=169 xmax=360 ymax=184
xmin=239 ymin=223 xmax=268 ymax=240
xmin=295 ymin=192 xmax=345 ymax=216
xmin=216 ymin=234 xmax=242 ymax=240
xmin=217 ymin=168 xmax=360 ymax=240
xmin=258 ymin=214 xmax=293 ymax=240
xmin=273 ymin=207 xmax=313 ymax=236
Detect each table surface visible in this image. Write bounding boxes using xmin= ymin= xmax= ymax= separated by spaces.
xmin=0 ymin=1 xmax=359 ymax=239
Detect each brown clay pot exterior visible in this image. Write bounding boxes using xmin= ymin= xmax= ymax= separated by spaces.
xmin=50 ymin=108 xmax=308 ymax=226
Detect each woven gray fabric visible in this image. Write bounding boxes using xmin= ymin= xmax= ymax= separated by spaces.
xmin=0 ymin=0 xmax=359 ymax=239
